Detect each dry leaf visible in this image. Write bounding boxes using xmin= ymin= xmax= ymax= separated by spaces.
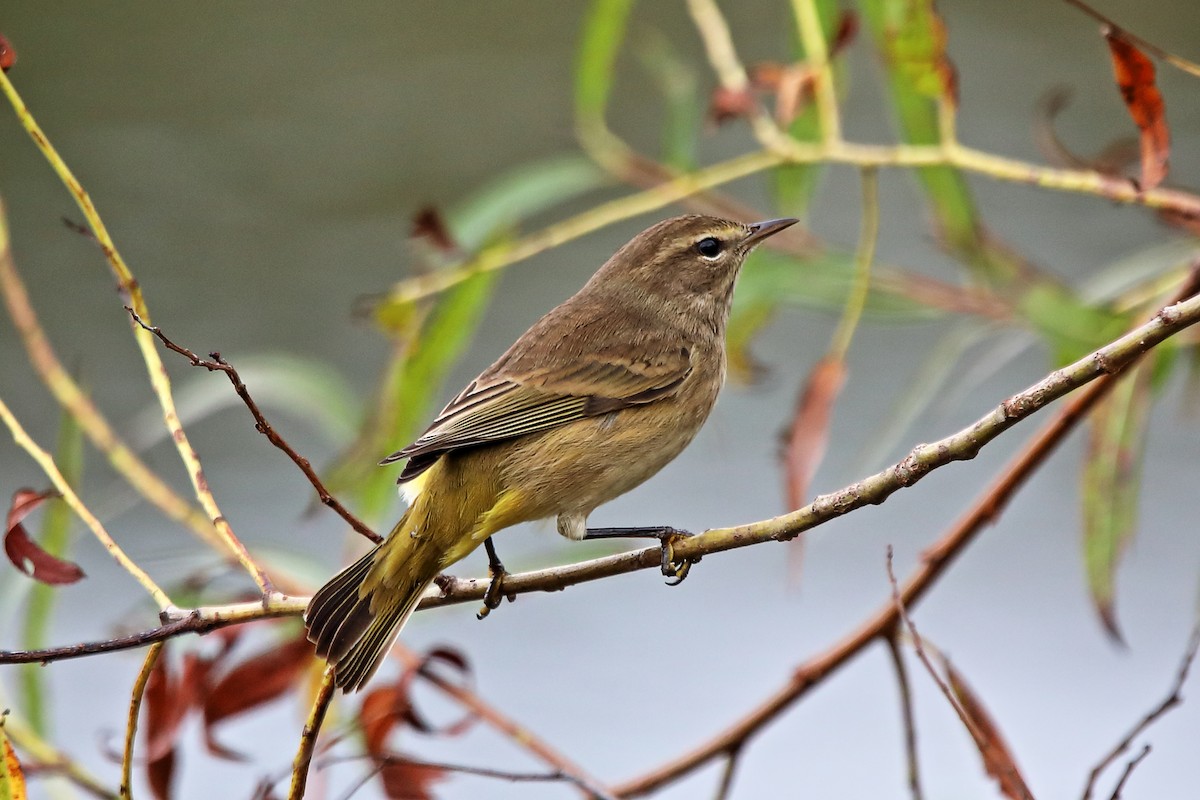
xmin=783 ymin=357 xmax=846 ymax=511
xmin=945 ymin=659 xmax=1034 ymax=800
xmin=1105 ymin=27 xmax=1169 ymax=190
xmin=4 ymin=488 xmax=85 ymax=585
xmin=202 ymin=636 xmax=314 ymax=759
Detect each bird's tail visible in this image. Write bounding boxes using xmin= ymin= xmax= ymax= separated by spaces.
xmin=305 ymin=503 xmax=440 ymax=693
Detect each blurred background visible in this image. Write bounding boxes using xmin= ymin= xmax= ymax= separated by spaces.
xmin=1 ymin=1 xmax=1199 ymax=798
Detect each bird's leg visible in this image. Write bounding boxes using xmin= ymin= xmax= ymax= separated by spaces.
xmin=582 ymin=526 xmax=698 ymax=585
xmin=477 ymin=536 xmax=511 ymax=620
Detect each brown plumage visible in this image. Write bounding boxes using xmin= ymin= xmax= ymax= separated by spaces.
xmin=305 ymin=214 xmax=797 ymax=692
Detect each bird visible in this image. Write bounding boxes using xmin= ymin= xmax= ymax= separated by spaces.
xmin=305 ymin=213 xmax=798 ymax=692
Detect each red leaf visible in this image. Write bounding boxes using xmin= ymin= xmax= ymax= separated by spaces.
xmin=782 ymin=357 xmax=846 ymax=510
xmin=379 ymin=757 xmax=446 ymax=800
xmin=0 ymin=33 xmax=15 ymax=72
xmin=945 ymin=659 xmax=1034 ymax=800
xmin=1105 ymin=27 xmax=1169 ymax=190
xmin=144 ymin=653 xmax=188 ymax=800
xmin=202 ymin=636 xmax=314 ymax=759
xmin=359 ymin=646 xmax=477 ymax=758
xmin=411 ymin=207 xmax=458 ymax=254
xmin=4 ymin=489 xmax=84 ymax=585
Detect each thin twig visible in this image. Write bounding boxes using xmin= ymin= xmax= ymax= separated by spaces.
xmin=126 ymin=309 xmax=382 ymax=545
xmin=0 ymin=205 xmax=222 ymax=551
xmin=321 ymin=751 xmax=618 ymax=799
xmin=0 ymin=67 xmax=273 ymax=596
xmin=289 ymin=666 xmax=336 ymax=800
xmin=1106 ymin=744 xmax=1151 ymax=800
xmin=392 ymin=645 xmax=616 ymax=800
xmin=614 ymin=277 xmax=1169 ymax=795
xmin=884 ymin=629 xmax=924 ymax=800
xmin=120 ymin=643 xmax=164 ymax=799
xmin=5 ymin=286 xmax=1200 ymax=668
xmin=1081 ymin=622 xmax=1200 ymax=800
xmin=885 ymin=548 xmax=989 ymax=746
xmin=711 ymin=746 xmax=741 ymax=800
xmin=1060 ymin=0 xmax=1200 ymax=78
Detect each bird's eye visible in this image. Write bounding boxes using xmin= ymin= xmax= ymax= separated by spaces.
xmin=696 ymin=237 xmax=723 ymax=259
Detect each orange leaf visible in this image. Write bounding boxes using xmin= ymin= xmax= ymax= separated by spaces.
xmin=783 ymin=357 xmax=846 ymax=511
xmin=4 ymin=489 xmax=85 ymax=585
xmin=945 ymin=659 xmax=1034 ymax=800
xmin=202 ymin=636 xmax=314 ymax=759
xmin=379 ymin=757 xmax=446 ymax=800
xmin=1105 ymin=27 xmax=1169 ymax=190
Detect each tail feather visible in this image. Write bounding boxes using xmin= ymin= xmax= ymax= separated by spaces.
xmin=305 ymin=547 xmax=376 ymax=663
xmin=304 ymin=512 xmax=441 ymax=693
xmin=333 ymin=577 xmax=432 ymax=693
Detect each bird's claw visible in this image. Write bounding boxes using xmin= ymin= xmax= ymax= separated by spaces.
xmin=658 ymin=529 xmax=698 ymax=586
xmin=477 ymin=562 xmax=510 ymax=620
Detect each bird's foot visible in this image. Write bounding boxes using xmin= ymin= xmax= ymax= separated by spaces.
xmin=655 ymin=528 xmax=698 ymax=586
xmin=477 ymin=537 xmax=512 ymax=620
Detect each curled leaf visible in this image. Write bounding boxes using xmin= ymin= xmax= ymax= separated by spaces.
xmin=4 ymin=489 xmax=85 ymax=585
xmin=1105 ymin=27 xmax=1169 ymax=190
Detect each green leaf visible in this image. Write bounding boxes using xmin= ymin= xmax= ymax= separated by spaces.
xmin=860 ymin=0 xmax=1019 ymax=285
xmin=575 ymin=0 xmax=637 ymax=129
xmin=328 ymin=268 xmax=500 ymax=523
xmin=1081 ymin=359 xmax=1155 ymax=640
xmin=635 ymin=30 xmax=701 ymax=171
xmin=20 ymin=405 xmax=83 ymax=737
xmin=728 ymin=249 xmax=941 ymax=384
xmin=129 ymin=354 xmax=362 ymax=448
xmin=1019 ymin=284 xmax=1131 ymax=365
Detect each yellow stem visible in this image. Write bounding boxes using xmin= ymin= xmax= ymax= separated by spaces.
xmin=792 ymin=0 xmax=842 ymax=143
xmin=0 ymin=69 xmax=271 ymax=594
xmin=120 ymin=644 xmax=163 ymax=799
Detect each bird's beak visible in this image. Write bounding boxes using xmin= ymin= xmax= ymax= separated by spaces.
xmin=743 ymin=217 xmax=799 ymax=249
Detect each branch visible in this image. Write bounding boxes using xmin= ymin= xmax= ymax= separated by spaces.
xmin=884 ymin=630 xmax=924 ymax=800
xmin=4 ymin=286 xmax=1200 ymax=668
xmin=126 ymin=309 xmax=382 ymax=545
xmin=120 ymin=643 xmax=163 ymax=799
xmin=288 ymin=666 xmax=336 ymax=800
xmin=613 ymin=285 xmax=1166 ymax=795
xmin=1081 ymin=622 xmax=1200 ymax=800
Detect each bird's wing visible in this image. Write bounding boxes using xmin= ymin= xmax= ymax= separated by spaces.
xmin=384 ymin=341 xmax=692 ymax=482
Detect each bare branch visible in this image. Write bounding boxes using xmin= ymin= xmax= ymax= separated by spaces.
xmin=288 ymin=666 xmax=336 ymax=800
xmin=126 ymin=309 xmax=382 ymax=545
xmin=1082 ymin=623 xmax=1200 ymax=800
